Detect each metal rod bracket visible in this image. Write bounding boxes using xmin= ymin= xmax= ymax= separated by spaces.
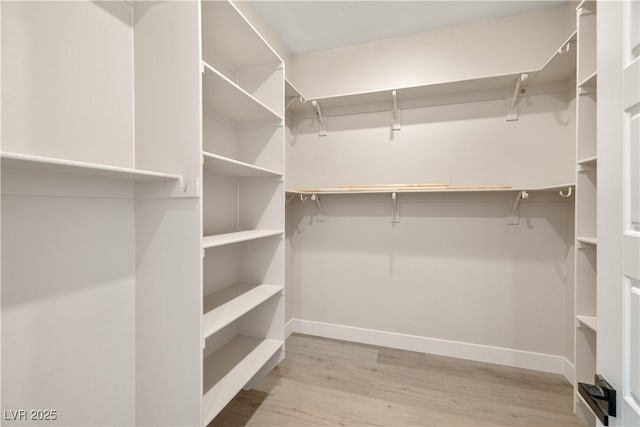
xmin=312 ymin=100 xmax=327 ymax=137
xmin=508 ymin=190 xmax=529 ymax=225
xmin=506 ymin=74 xmax=528 ymax=121
xmin=391 ymin=90 xmax=401 ymax=131
xmin=391 ymin=192 xmax=400 ymax=223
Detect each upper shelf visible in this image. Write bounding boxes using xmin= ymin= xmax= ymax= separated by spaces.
xmin=0 ymin=152 xmax=182 ymax=182
xmin=288 ymin=31 xmax=577 ymax=118
xmin=289 ymin=72 xmax=532 ymax=116
xmin=201 ymin=0 xmax=281 ymax=72
xmin=203 ymin=151 xmax=282 ymax=178
xmin=202 ymin=62 xmax=283 ymax=126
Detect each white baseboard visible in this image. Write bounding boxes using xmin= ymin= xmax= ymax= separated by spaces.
xmin=563 ymin=358 xmax=575 ymax=384
xmin=285 ymin=318 xmax=295 ymax=339
xmin=289 ymin=318 xmax=572 ymax=378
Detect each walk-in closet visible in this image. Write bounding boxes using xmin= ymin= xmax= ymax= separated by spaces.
xmin=2 ymin=1 xmax=638 ymax=426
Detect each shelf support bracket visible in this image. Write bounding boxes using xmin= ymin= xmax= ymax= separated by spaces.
xmin=391 ymin=192 xmax=400 ymax=223
xmin=508 ymin=190 xmax=529 ymax=225
xmin=311 ymin=194 xmax=324 ymax=221
xmin=558 ymin=40 xmax=574 ymax=55
xmin=506 ymin=73 xmax=528 ymax=122
xmin=391 ymin=90 xmax=401 ymax=131
xmin=312 ymin=100 xmax=327 ymax=137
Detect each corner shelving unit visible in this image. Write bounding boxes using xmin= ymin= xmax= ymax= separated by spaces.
xmin=573 ymin=1 xmax=598 ymax=425
xmin=200 ymin=1 xmax=285 ymax=425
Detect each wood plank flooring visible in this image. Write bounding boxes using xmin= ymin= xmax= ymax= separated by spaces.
xmin=211 ymin=334 xmax=585 ymax=427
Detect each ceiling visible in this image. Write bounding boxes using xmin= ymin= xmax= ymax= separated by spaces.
xmin=250 ymin=1 xmax=567 ymax=56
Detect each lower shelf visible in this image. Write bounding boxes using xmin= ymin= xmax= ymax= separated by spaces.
xmin=203 ymin=336 xmax=283 ymax=425
xmin=203 ymin=283 xmax=283 ymax=340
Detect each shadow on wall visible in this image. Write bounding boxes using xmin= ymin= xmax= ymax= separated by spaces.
xmin=285 ymin=194 xmax=573 ymax=267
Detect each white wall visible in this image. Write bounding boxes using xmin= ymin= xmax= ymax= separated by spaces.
xmin=1 ymin=170 xmax=136 ymax=426
xmin=289 ymin=4 xmax=575 ymax=98
xmin=1 ymin=1 xmax=134 ymax=166
xmin=287 ymin=192 xmax=573 ymax=357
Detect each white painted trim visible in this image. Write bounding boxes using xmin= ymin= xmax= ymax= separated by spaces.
xmin=290 ymin=318 xmax=569 ymax=376
xmin=285 ymin=318 xmax=295 ymax=339
xmin=562 ymin=358 xmax=575 ymax=385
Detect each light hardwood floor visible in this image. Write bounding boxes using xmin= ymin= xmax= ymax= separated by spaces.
xmin=211 ymin=334 xmax=585 ymax=427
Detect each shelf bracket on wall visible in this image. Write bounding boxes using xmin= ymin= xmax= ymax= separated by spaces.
xmin=507 ymin=190 xmax=529 ymax=225
xmin=558 ymin=39 xmax=574 ymax=55
xmin=311 ymin=194 xmax=324 ymax=221
xmin=391 ymin=192 xmax=400 ymax=223
xmin=506 ymin=74 xmax=528 ymax=122
xmin=312 ymin=100 xmax=327 ymax=137
xmin=559 ymin=187 xmax=573 ymax=198
xmin=391 ymin=90 xmax=401 ymax=131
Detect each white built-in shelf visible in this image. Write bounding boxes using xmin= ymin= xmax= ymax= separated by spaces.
xmin=289 ymin=71 xmax=532 ymax=117
xmin=203 ymin=152 xmax=282 ymax=178
xmin=0 ymin=152 xmax=182 ymax=182
xmin=528 ymin=31 xmax=577 ymax=90
xmin=201 ymin=0 xmax=281 ymax=72
xmin=287 ymin=183 xmax=575 ymax=196
xmin=577 ymin=315 xmax=598 ymax=332
xmin=577 ymin=236 xmax=598 ymax=246
xmin=203 ymin=283 xmax=283 ymax=340
xmin=578 ymin=71 xmax=597 ymax=91
xmin=202 ymin=62 xmax=283 ymax=125
xmin=577 ymin=156 xmax=597 ymax=167
xmin=203 ymin=230 xmax=282 ymax=249
xmin=203 ymin=336 xmax=283 ymax=426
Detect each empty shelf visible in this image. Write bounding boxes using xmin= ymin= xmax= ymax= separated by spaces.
xmin=203 ymin=336 xmax=283 ymax=425
xmin=203 ymin=283 xmax=283 ymax=340
xmin=577 ymin=236 xmax=598 ymax=246
xmin=203 ymin=152 xmax=282 ymax=178
xmin=1 ymin=152 xmax=182 ymax=182
xmin=202 ymin=62 xmax=282 ymax=125
xmin=577 ymin=156 xmax=597 ymax=167
xmin=578 ymin=71 xmax=597 ymax=90
xmin=287 ymin=183 xmax=575 ymax=195
xmin=577 ymin=315 xmax=598 ymax=332
xmin=203 ymin=230 xmax=282 ymax=249
xmin=201 ymin=0 xmax=281 ymax=71
xmin=288 ymin=71 xmax=537 ymax=117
